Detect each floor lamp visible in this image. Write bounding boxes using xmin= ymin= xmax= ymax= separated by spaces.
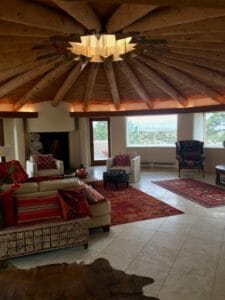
xmin=0 ymin=145 xmax=11 ymax=163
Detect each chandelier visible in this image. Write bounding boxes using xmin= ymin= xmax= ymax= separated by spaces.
xmin=68 ymin=34 xmax=136 ymax=62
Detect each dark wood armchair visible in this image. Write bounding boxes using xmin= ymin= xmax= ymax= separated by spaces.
xmin=175 ymin=140 xmax=206 ymax=177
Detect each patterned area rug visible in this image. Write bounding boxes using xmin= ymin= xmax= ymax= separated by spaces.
xmin=152 ymin=178 xmax=225 ymax=208
xmin=94 ymin=181 xmax=183 ymax=225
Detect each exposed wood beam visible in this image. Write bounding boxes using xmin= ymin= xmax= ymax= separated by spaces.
xmin=123 ymin=7 xmax=225 ymax=33
xmin=70 ymin=104 xmax=225 ymax=118
xmin=137 ymin=55 xmax=225 ymax=104
xmin=154 ymin=41 xmax=225 ymax=52
xmin=0 ymin=58 xmax=56 ymax=82
xmin=83 ymin=63 xmax=100 ymax=111
xmin=117 ymin=60 xmax=153 ymax=108
xmin=0 ymin=57 xmax=62 ymax=98
xmin=128 ymin=57 xmax=188 ymax=106
xmin=106 ymin=4 xmax=156 ymax=33
xmin=0 ymin=20 xmax=60 ymax=37
xmin=13 ymin=61 xmax=75 ymax=111
xmin=146 ymin=32 xmax=225 ymax=42
xmin=52 ymin=0 xmax=101 ymax=32
xmin=147 ymin=49 xmax=225 ymax=73
xmin=143 ymin=16 xmax=225 ymax=36
xmin=0 ymin=111 xmax=38 ymax=118
xmin=0 ymin=49 xmax=52 ymax=65
xmin=104 ymin=60 xmax=120 ymax=110
xmin=52 ymin=61 xmax=88 ymax=107
xmin=145 ymin=52 xmax=225 ymax=87
xmin=0 ymin=0 xmax=85 ymax=34
xmin=75 ymin=0 xmax=225 ymax=8
xmin=160 ymin=47 xmax=225 ymax=62
xmin=0 ymin=37 xmax=45 ymax=52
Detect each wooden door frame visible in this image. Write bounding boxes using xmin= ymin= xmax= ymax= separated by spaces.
xmin=89 ymin=117 xmax=111 ymax=166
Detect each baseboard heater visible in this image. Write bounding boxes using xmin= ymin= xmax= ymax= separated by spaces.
xmin=141 ymin=161 xmax=176 ymax=168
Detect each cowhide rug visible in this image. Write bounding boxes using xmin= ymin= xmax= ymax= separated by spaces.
xmin=0 ymin=258 xmax=159 ymax=299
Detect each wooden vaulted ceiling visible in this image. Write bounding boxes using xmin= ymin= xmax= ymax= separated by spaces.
xmin=0 ymin=0 xmax=225 ymax=113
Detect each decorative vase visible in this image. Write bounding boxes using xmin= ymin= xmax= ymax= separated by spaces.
xmin=76 ymin=164 xmax=88 ymax=179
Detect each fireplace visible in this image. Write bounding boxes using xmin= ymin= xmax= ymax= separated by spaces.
xmin=38 ymin=132 xmax=69 ymax=170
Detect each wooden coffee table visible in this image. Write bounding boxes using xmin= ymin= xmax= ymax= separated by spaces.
xmin=215 ymin=165 xmax=225 ymax=185
xmin=103 ymin=169 xmax=129 ymax=189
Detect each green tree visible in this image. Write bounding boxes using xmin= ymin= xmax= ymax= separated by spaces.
xmin=206 ymin=112 xmax=225 ymax=145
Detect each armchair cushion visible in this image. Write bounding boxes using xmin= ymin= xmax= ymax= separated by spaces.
xmin=36 ymin=154 xmax=55 ymax=170
xmin=182 ymin=152 xmax=203 ymax=161
xmin=113 ymin=154 xmax=130 ymax=166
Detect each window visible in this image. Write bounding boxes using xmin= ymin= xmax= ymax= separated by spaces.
xmin=204 ymin=112 xmax=225 ymax=147
xmin=126 ymin=115 xmax=177 ymax=146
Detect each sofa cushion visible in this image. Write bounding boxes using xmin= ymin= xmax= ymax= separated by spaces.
xmin=38 ymin=178 xmax=81 ymax=192
xmin=13 ymin=182 xmax=39 ymax=195
xmin=37 ymin=169 xmax=61 ymax=177
xmin=58 ymin=187 xmax=92 ymax=220
xmin=16 ymin=194 xmax=62 ymax=224
xmin=0 ymin=189 xmax=16 ymax=226
xmin=113 ymin=154 xmax=130 ymax=166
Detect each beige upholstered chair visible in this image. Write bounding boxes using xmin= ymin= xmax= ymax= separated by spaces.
xmin=106 ymin=153 xmax=141 ymax=183
xmin=26 ymin=154 xmax=64 ymax=178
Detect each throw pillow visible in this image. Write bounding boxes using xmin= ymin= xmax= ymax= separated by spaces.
xmin=83 ymin=184 xmax=105 ymax=204
xmin=58 ymin=187 xmax=92 ymax=220
xmin=113 ymin=154 xmax=130 ymax=166
xmin=0 ymin=189 xmax=16 ymax=226
xmin=16 ymin=195 xmax=62 ymax=224
xmin=37 ymin=154 xmax=55 ymax=170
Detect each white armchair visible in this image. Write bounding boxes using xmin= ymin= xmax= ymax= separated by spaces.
xmin=26 ymin=154 xmax=64 ymax=178
xmin=106 ymin=153 xmax=141 ymax=183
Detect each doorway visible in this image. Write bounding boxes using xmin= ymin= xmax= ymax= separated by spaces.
xmin=89 ymin=118 xmax=111 ymax=166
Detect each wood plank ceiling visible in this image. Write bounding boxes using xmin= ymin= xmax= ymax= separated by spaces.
xmin=0 ymin=0 xmax=225 ymax=113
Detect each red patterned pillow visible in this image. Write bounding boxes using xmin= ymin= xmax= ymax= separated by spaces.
xmin=113 ymin=154 xmax=130 ymax=166
xmin=0 ymin=189 xmax=16 ymax=226
xmin=84 ymin=184 xmax=105 ymax=203
xmin=58 ymin=187 xmax=92 ymax=220
xmin=0 ymin=160 xmax=28 ymax=183
xmin=37 ymin=154 xmax=55 ymax=170
xmin=16 ymin=195 xmax=62 ymax=224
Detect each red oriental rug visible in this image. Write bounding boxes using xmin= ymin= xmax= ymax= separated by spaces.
xmin=152 ymin=178 xmax=225 ymax=208
xmin=94 ymin=181 xmax=183 ymax=226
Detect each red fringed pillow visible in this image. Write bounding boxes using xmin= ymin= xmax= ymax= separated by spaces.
xmin=84 ymin=184 xmax=105 ymax=204
xmin=58 ymin=187 xmax=92 ymax=220
xmin=37 ymin=154 xmax=55 ymax=170
xmin=0 ymin=189 xmax=16 ymax=226
xmin=16 ymin=195 xmax=62 ymax=224
xmin=113 ymin=154 xmax=130 ymax=166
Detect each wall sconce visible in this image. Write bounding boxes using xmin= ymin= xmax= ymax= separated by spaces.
xmin=0 ymin=145 xmax=11 ymax=162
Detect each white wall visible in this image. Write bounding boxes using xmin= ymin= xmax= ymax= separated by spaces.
xmin=3 ymin=102 xmax=225 ymax=173
xmin=26 ymin=102 xmax=74 ymax=132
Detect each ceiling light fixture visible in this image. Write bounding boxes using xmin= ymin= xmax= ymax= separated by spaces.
xmin=68 ymin=34 xmax=136 ymax=62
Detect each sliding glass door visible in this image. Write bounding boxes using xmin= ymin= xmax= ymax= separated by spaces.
xmin=89 ymin=118 xmax=111 ymax=165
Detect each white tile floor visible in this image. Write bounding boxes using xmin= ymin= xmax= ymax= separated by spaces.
xmin=10 ymin=167 xmax=225 ymax=300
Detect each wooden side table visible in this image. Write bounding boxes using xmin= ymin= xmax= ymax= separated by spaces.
xmin=215 ymin=165 xmax=225 ymax=185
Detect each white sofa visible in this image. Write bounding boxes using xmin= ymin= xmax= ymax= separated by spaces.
xmin=106 ymin=154 xmax=141 ymax=183
xmin=26 ymin=155 xmax=64 ymax=177
xmin=3 ymin=178 xmax=111 ymax=231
